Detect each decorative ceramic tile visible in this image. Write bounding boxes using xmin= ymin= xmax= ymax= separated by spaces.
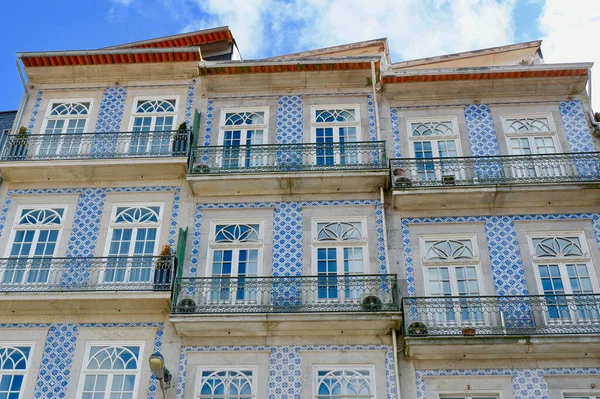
xmin=185 ymin=85 xmax=195 ymax=127
xmin=276 ymin=96 xmax=303 ymax=144
xmin=177 ymin=344 xmax=395 ymax=399
xmin=367 ymin=94 xmax=377 ymax=142
xmin=94 ymin=87 xmax=127 ymax=133
xmin=190 ymin=200 xmax=387 ymax=277
xmin=559 ymin=100 xmax=595 ymax=153
xmin=27 ymin=90 xmax=44 ymax=132
xmin=403 ymin=213 xmax=599 ymax=297
xmin=390 ymin=108 xmax=401 ymax=157
xmin=512 ymin=369 xmax=549 ymax=399
xmin=464 ymin=104 xmax=501 ymax=157
xmin=203 ymin=99 xmax=214 ymax=147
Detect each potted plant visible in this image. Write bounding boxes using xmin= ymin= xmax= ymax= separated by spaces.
xmin=462 ymin=327 xmax=476 ymax=336
xmin=153 ymin=244 xmax=173 ymax=290
xmin=11 ymin=126 xmax=28 ymax=159
xmin=172 ymin=122 xmax=188 ymax=156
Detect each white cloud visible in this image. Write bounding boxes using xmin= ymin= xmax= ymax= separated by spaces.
xmin=187 ymin=0 xmax=516 ymax=61
xmin=538 ymin=0 xmax=599 ymax=110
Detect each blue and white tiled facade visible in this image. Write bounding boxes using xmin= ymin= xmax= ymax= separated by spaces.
xmin=27 ymin=90 xmax=44 ymax=132
xmin=559 ymin=100 xmax=596 ymax=152
xmin=95 ymin=87 xmax=127 ymax=133
xmin=463 ymin=104 xmax=501 ymax=157
xmin=276 ymin=95 xmax=303 ymax=144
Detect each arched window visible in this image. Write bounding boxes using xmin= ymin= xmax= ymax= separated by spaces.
xmin=312 ymin=107 xmax=360 ymax=166
xmin=198 ymin=369 xmax=254 ymax=399
xmin=218 ymin=109 xmax=268 ymax=169
xmin=316 ymin=368 xmax=373 ymax=398
xmin=4 ymin=208 xmax=65 ymax=286
xmin=41 ymin=101 xmax=91 ymax=157
xmin=0 ymin=346 xmax=31 ymax=398
xmin=130 ymin=98 xmax=177 ymax=155
xmin=78 ymin=345 xmax=141 ymax=398
xmin=104 ymin=205 xmax=162 ymax=284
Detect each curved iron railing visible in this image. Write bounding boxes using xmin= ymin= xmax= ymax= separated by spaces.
xmin=1 ymin=130 xmax=191 ymax=161
xmin=0 ymin=255 xmax=175 ymax=292
xmin=172 ymin=274 xmax=399 ymax=314
xmin=390 ymin=152 xmax=600 ymax=188
xmin=189 ymin=141 xmax=387 ymax=174
xmin=403 ymin=295 xmax=600 ymax=336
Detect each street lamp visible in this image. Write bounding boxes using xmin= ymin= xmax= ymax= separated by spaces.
xmin=149 ymin=352 xmax=171 ymax=398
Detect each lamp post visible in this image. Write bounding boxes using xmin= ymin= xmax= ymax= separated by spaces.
xmin=149 ymin=352 xmax=171 ymax=399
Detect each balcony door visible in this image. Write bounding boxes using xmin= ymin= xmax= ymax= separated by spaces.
xmin=313 ymin=221 xmax=367 ymax=302
xmin=531 ymin=235 xmax=600 ymax=325
xmin=104 ymin=205 xmax=162 ymax=286
xmin=422 ymin=237 xmax=486 ymax=327
xmin=208 ymin=223 xmax=262 ymax=304
xmin=408 ymin=119 xmax=462 ymax=183
xmin=2 ymin=208 xmax=64 ymax=287
xmin=130 ymin=99 xmax=177 ymax=155
xmin=312 ymin=107 xmax=360 ymax=166
xmin=39 ymin=101 xmax=91 ymax=157
xmin=504 ymin=116 xmax=566 ymax=179
xmin=218 ymin=110 xmax=267 ymax=169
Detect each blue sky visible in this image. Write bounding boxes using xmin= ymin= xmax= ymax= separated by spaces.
xmin=1 ymin=0 xmax=598 ymax=112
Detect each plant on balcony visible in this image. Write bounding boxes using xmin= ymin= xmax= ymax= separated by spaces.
xmin=172 ymin=121 xmax=188 ymax=155
xmin=153 ymin=244 xmax=173 ymax=290
xmin=462 ymin=327 xmax=476 ymax=336
xmin=12 ymin=126 xmax=29 ymax=159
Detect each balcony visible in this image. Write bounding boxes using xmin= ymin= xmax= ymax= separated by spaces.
xmin=0 ymin=255 xmax=175 ymax=316
xmin=402 ymin=295 xmax=600 ymax=359
xmin=170 ymin=274 xmax=400 ymax=337
xmin=187 ymin=141 xmax=388 ymax=196
xmin=0 ymin=130 xmax=191 ymax=182
xmin=390 ymin=152 xmax=600 ymax=210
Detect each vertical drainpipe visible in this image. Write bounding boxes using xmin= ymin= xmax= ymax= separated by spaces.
xmin=588 ymin=68 xmax=600 ymax=129
xmin=392 ymin=328 xmax=402 ymax=399
xmin=371 ymin=60 xmax=382 ymax=141
xmin=13 ymin=58 xmax=29 ymax=132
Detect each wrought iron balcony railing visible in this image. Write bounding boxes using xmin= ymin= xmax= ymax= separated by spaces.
xmin=189 ymin=141 xmax=387 ymax=174
xmin=403 ymin=294 xmax=600 ymax=337
xmin=172 ymin=274 xmax=399 ymax=314
xmin=0 ymin=255 xmax=175 ymax=292
xmin=0 ymin=130 xmax=191 ymax=161
xmin=390 ymin=152 xmax=600 ymax=188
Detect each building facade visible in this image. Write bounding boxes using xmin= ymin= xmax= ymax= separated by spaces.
xmin=0 ymin=27 xmax=599 ymax=399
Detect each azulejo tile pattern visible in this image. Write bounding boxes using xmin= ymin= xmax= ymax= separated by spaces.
xmin=94 ymin=87 xmax=127 ymax=132
xmin=559 ymin=100 xmax=595 ymax=152
xmin=203 ymin=99 xmax=214 ymax=147
xmin=403 ymin=213 xmax=600 ymax=297
xmin=176 ymin=345 xmax=395 ymax=399
xmin=464 ymin=104 xmax=501 ymax=157
xmin=27 ymin=90 xmax=44 ymax=132
xmin=190 ymin=200 xmax=387 ymax=277
xmin=390 ymin=108 xmax=401 ymax=157
xmin=276 ymin=96 xmax=303 ymax=144
xmin=0 ymin=322 xmax=163 ymax=399
xmin=367 ymin=94 xmax=377 ymax=141
xmin=185 ymin=84 xmax=195 ymax=127
xmin=0 ymin=186 xmax=181 ymax=259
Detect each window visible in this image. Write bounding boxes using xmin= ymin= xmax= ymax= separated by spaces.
xmin=197 ymin=369 xmax=255 ymax=399
xmin=130 ymin=98 xmax=178 ymax=154
xmin=440 ymin=396 xmax=498 ymax=399
xmin=0 ymin=345 xmax=32 ymax=399
xmin=77 ymin=344 xmax=142 ymax=399
xmin=2 ymin=208 xmax=65 ymax=286
xmin=315 ymin=367 xmax=374 ymax=399
xmin=421 ymin=236 xmax=485 ymax=326
xmin=313 ymin=220 xmax=367 ymax=301
xmin=218 ymin=109 xmax=268 ymax=168
xmin=208 ymin=223 xmax=262 ymax=303
xmin=502 ymin=115 xmax=564 ymax=178
xmin=407 ymin=118 xmax=462 ymax=182
xmin=104 ymin=205 xmax=162 ymax=285
xmin=565 ymin=396 xmax=600 ymax=399
xmin=40 ymin=101 xmax=92 ymax=157
xmin=312 ymin=107 xmax=361 ymax=165
xmin=529 ymin=233 xmax=599 ymax=323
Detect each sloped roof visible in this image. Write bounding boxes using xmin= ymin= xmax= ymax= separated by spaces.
xmin=268 ymin=38 xmax=390 ymax=63
xmin=105 ymin=26 xmax=233 ymax=49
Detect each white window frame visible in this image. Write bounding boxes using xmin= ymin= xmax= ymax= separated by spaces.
xmin=0 ymin=342 xmax=35 ymax=399
xmin=420 ymin=234 xmax=487 ymax=327
xmin=195 ymin=366 xmax=258 ymax=399
xmin=39 ymin=99 xmax=94 ymax=156
xmin=311 ymin=217 xmax=369 ymax=303
xmin=528 ymin=231 xmax=599 ymax=324
xmin=2 ymin=206 xmax=67 ymax=286
xmin=218 ymin=107 xmax=269 ymax=146
xmin=75 ymin=341 xmax=144 ymax=399
xmin=312 ymin=364 xmax=375 ymax=399
xmin=501 ymin=113 xmax=560 ymax=152
xmin=127 ymin=96 xmax=180 ymax=132
xmin=310 ymin=105 xmax=362 ymax=143
xmin=438 ymin=395 xmax=500 ymax=399
xmin=563 ymin=395 xmax=600 ymax=399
